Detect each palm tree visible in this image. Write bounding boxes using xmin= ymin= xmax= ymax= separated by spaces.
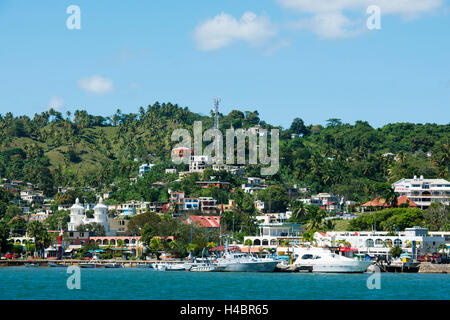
xmin=187 ymin=243 xmax=197 ymax=254
xmin=290 ymin=201 xmax=308 ymax=222
xmin=117 ymin=239 xmax=124 ymax=258
xmin=383 ymin=187 xmax=398 ymax=208
xmin=27 ymin=221 xmax=45 ymax=257
xmin=244 ymin=239 xmax=252 ymax=253
xmin=305 ymin=207 xmax=326 ymax=232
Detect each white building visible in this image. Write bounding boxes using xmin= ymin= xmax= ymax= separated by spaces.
xmin=392 ymin=176 xmax=450 ymax=209
xmin=189 ymin=155 xmax=212 ymax=173
xmin=68 ymin=198 xmax=112 ymax=235
xmin=20 ymin=190 xmax=44 ymax=204
xmin=314 ymin=226 xmax=445 ymax=257
xmin=139 ymin=163 xmax=155 ymax=177
xmin=244 ymin=217 xmax=303 ymax=247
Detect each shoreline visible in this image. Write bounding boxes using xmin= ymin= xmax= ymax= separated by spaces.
xmin=1 ymin=260 xmax=450 ymax=273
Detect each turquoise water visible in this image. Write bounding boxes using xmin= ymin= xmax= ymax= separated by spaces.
xmin=0 ymin=267 xmax=449 ymax=300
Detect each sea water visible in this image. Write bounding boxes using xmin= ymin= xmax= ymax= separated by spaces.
xmin=0 ymin=267 xmax=448 ymax=300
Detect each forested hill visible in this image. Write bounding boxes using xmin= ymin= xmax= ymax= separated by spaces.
xmin=0 ymin=102 xmax=448 ymax=202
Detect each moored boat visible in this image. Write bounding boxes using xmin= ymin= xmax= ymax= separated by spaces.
xmin=79 ymin=261 xmax=104 ymax=268
xmin=216 ymin=241 xmax=278 ymax=272
xmin=49 ymin=262 xmax=68 ymax=267
xmin=189 ymin=263 xmax=218 ymax=272
xmin=24 ymin=263 xmax=39 ymax=268
xmin=104 ymin=263 xmax=122 ymax=268
xmin=293 ymin=247 xmax=373 ymax=273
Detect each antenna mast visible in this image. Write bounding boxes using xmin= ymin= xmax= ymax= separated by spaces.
xmin=214 ymin=98 xmax=220 ymax=130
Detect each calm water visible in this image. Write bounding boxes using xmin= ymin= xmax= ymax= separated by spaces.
xmin=0 ymin=267 xmax=449 ymax=300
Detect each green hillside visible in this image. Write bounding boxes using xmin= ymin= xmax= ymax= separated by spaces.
xmin=0 ymin=102 xmax=448 ymax=203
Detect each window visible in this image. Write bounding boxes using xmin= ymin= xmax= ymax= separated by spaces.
xmin=301 ymin=254 xmax=313 ymax=260
xmin=69 ymin=232 xmax=73 ymax=237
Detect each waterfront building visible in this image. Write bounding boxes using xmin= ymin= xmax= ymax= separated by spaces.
xmin=9 ymin=236 xmax=34 ymax=246
xmin=314 ymin=226 xmax=446 ymax=257
xmin=68 ymin=198 xmax=112 ymax=235
xmin=89 ymin=236 xmax=144 ymax=256
xmin=392 ymin=176 xmax=450 ymax=209
xmin=245 ymin=213 xmax=302 ymax=247
xmin=66 ymin=230 xmax=92 ymax=250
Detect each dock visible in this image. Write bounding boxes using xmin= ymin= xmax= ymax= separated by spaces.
xmin=0 ymin=259 xmax=179 ymax=268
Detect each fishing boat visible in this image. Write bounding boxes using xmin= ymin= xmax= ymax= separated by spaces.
xmin=104 ymin=263 xmax=122 ymax=268
xmin=24 ymin=263 xmax=39 ymax=268
xmin=293 ymin=247 xmax=373 ymax=273
xmin=136 ymin=263 xmax=153 ymax=268
xmin=49 ymin=262 xmax=68 ymax=267
xmin=79 ymin=260 xmax=104 ymax=268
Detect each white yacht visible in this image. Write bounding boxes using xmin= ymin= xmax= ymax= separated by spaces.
xmin=189 ymin=263 xmax=218 ymax=272
xmin=293 ymin=247 xmax=373 ymax=273
xmin=216 ymin=242 xmax=278 ymax=272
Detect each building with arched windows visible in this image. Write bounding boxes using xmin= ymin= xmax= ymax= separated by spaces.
xmin=67 ymin=198 xmax=113 ymax=235
xmin=314 ymin=226 xmax=446 ymax=257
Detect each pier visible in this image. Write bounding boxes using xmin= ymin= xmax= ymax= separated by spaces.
xmin=0 ymin=259 xmax=179 ymax=268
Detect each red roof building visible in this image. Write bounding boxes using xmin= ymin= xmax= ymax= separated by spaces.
xmin=397 ymin=195 xmax=418 ymax=207
xmin=361 ymin=197 xmax=390 ymax=208
xmin=186 ymin=215 xmax=221 ymax=228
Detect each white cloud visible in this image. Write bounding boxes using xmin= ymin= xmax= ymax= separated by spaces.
xmin=277 ymin=0 xmax=443 ymax=16
xmin=263 ymin=39 xmax=291 ymax=56
xmin=277 ymin=0 xmax=444 ymax=38
xmin=288 ymin=12 xmax=363 ymax=39
xmin=78 ymin=75 xmax=114 ymax=95
xmin=49 ymin=96 xmax=64 ymax=111
xmin=193 ymin=12 xmax=277 ymax=51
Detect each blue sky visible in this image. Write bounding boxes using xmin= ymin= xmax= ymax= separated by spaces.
xmin=0 ymin=0 xmax=449 ymax=128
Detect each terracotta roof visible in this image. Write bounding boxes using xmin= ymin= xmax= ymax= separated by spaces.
xmin=361 ymin=197 xmax=390 ymax=207
xmin=397 ymin=195 xmax=418 ymax=207
xmin=187 ymin=215 xmax=221 ymax=228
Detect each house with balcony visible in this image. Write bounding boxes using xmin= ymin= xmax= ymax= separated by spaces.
xmin=244 ymin=213 xmax=303 ymax=248
xmin=392 ymin=176 xmax=450 ymax=209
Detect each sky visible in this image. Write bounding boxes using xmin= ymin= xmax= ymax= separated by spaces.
xmin=0 ymin=0 xmax=449 ymax=128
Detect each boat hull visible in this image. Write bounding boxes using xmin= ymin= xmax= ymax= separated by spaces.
xmin=217 ymin=261 xmax=278 ymax=272
xmin=296 ymin=261 xmax=372 ymax=273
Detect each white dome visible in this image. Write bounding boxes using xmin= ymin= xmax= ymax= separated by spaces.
xmin=94 ymin=197 xmax=108 ymax=210
xmin=71 ymin=198 xmax=84 ymax=210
